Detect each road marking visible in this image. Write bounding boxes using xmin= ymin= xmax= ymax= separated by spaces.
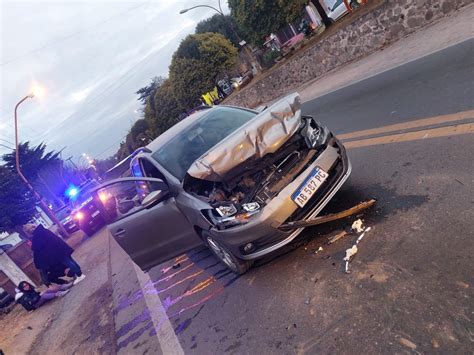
xmin=345 ymin=123 xmax=474 ymax=149
xmin=339 ymin=109 xmax=474 ymax=140
xmin=132 ymin=263 xmax=185 ymax=355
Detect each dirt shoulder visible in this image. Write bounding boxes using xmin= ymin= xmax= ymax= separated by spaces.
xmin=0 ymin=229 xmax=116 ymax=354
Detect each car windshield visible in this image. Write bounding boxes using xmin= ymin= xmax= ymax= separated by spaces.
xmin=73 ymin=180 xmax=100 ymax=207
xmin=152 ymin=107 xmax=256 ymax=180
xmin=55 ymin=205 xmax=72 ymax=220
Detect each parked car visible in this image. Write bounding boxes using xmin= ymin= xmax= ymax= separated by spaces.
xmin=231 ymin=71 xmax=253 ymax=90
xmin=217 ymin=79 xmax=233 ymax=96
xmin=94 ymin=94 xmax=351 ymax=274
xmin=324 ymin=0 xmax=359 ymax=22
xmin=54 ymin=204 xmax=80 ymax=235
xmin=71 ymin=180 xmax=106 ymax=236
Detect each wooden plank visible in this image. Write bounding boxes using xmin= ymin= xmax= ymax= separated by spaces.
xmin=279 ymin=199 xmax=377 ymax=230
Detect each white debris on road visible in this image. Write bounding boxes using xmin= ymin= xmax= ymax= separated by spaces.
xmin=314 ymin=246 xmax=324 ymax=254
xmin=351 ymin=219 xmax=364 ymax=233
xmin=344 ymin=245 xmax=358 ymax=272
xmin=344 ymin=221 xmax=372 ymax=273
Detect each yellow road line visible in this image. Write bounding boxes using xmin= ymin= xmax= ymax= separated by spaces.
xmin=339 ymin=109 xmax=474 ymax=140
xmin=345 ymin=123 xmax=474 ymax=149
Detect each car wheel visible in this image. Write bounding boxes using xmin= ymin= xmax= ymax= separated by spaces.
xmin=203 ymin=231 xmax=253 ymax=275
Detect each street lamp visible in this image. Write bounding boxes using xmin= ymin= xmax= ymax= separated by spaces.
xmin=14 ymin=85 xmax=70 ymax=238
xmin=179 ymin=2 xmax=261 ymax=73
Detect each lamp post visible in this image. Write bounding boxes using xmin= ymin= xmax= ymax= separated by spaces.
xmin=179 ymin=3 xmax=261 ymax=73
xmin=14 ymin=86 xmax=70 ymax=238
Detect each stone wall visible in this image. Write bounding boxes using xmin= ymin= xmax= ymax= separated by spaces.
xmin=224 ymin=0 xmax=471 ymax=108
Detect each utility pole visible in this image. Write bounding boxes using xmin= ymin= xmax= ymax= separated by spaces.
xmin=14 ymin=88 xmax=70 ymax=238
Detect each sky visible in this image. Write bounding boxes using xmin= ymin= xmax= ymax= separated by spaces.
xmin=0 ymin=0 xmax=229 ymax=163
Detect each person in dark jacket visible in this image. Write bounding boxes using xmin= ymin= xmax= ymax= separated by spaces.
xmin=24 ymin=224 xmax=86 ymax=285
xmin=15 ymin=281 xmax=72 ymax=311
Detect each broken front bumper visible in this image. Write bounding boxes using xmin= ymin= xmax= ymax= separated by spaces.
xmin=210 ymin=138 xmax=352 ymax=260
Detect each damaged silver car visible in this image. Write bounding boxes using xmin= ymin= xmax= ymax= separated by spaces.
xmin=95 ymin=93 xmax=351 ymax=274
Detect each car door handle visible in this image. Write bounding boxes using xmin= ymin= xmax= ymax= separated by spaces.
xmin=114 ymin=229 xmax=126 ymax=237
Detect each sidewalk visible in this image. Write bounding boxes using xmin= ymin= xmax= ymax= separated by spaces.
xmin=0 ymin=230 xmax=115 ymax=354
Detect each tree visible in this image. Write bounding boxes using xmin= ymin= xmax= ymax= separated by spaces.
xmin=2 ymin=142 xmax=65 ymax=208
xmin=130 ymin=119 xmax=150 ymax=141
xmin=2 ymin=142 xmax=60 ymax=182
xmin=169 ymin=32 xmax=237 ymax=110
xmin=195 ymin=14 xmax=245 ymax=47
xmin=228 ymin=0 xmax=307 ymax=45
xmin=94 ymin=156 xmax=118 ymax=176
xmin=0 ymin=165 xmax=36 ymax=233
xmin=135 ymin=76 xmax=166 ymax=103
xmin=149 ymin=79 xmax=182 ymax=137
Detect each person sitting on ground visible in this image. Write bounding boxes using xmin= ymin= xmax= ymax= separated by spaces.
xmin=15 ymin=281 xmax=72 ymax=311
xmin=23 ymin=224 xmax=86 ymax=285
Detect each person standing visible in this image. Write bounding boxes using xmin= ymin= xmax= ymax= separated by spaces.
xmin=24 ymin=224 xmax=86 ymax=285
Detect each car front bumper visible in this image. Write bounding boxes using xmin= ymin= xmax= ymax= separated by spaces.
xmin=210 ymin=137 xmax=351 ymax=260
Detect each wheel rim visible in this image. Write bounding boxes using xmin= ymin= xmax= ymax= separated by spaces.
xmin=207 ymin=237 xmax=237 ymax=270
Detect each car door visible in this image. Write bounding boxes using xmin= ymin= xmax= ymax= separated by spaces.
xmin=95 ymin=177 xmax=202 ymax=271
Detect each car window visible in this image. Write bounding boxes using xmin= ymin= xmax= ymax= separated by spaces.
xmin=152 ymin=106 xmax=256 ymax=180
xmin=97 ymin=179 xmax=166 ymax=222
xmin=140 ymin=158 xmax=166 ymax=182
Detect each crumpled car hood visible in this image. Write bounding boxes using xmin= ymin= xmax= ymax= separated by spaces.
xmin=187 ymin=93 xmax=302 ymax=182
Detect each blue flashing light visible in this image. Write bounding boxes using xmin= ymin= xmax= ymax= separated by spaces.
xmin=65 ymin=185 xmax=79 ymax=199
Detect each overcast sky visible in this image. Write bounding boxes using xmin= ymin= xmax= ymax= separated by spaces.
xmin=0 ymin=0 xmax=229 ymax=163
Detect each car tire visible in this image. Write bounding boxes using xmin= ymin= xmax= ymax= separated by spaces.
xmin=203 ymin=231 xmax=253 ymax=275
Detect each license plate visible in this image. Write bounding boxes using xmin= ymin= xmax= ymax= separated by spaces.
xmin=291 ymin=167 xmax=329 ymax=208
xmin=91 ymin=210 xmax=100 ymax=218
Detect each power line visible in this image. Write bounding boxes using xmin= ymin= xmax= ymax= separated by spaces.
xmin=0 ymin=136 xmax=15 ymax=145
xmin=0 ymin=143 xmax=14 ymax=150
xmin=1 ymin=2 xmax=149 ymax=66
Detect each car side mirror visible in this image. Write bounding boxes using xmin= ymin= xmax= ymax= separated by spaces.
xmin=141 ymin=190 xmax=168 ymax=207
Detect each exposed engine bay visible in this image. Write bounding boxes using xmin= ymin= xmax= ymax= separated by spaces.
xmin=183 ymin=116 xmax=331 ymax=228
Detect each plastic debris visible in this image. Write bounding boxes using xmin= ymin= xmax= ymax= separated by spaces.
xmin=344 ymin=225 xmax=372 ymax=273
xmin=351 ymin=219 xmax=364 ymax=233
xmin=344 ymin=245 xmax=358 ymax=272
xmin=344 ymin=245 xmax=358 ymax=261
xmin=304 ymin=298 xmax=311 ymax=305
xmin=314 ymin=246 xmax=324 ymax=254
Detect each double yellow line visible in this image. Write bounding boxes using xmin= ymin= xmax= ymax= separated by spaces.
xmin=338 ymin=109 xmax=474 ymax=149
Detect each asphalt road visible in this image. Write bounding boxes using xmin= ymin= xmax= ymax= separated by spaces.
xmin=112 ymin=40 xmax=473 ymax=354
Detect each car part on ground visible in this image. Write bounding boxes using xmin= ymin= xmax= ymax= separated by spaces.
xmin=279 ymin=199 xmax=376 ymax=230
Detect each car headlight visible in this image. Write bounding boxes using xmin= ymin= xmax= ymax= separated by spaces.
xmin=301 ymin=117 xmax=330 ymax=149
xmin=216 ymin=204 xmax=238 ymax=217
xmin=211 ymin=202 xmax=260 ymax=229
